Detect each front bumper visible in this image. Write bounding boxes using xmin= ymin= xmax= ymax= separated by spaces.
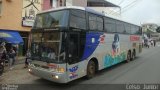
xmin=29 ymin=67 xmax=68 ymax=83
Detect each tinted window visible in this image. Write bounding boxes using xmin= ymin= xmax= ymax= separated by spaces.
xmin=89 ymin=14 xmax=104 ymax=31
xmin=131 ymin=26 xmax=140 ymax=34
xmin=70 ymin=10 xmax=86 ymax=30
xmin=124 ymin=23 xmax=131 ymax=34
xmin=33 ymin=10 xmax=69 ymax=29
xmin=97 ymin=17 xmax=103 ymax=31
xmin=133 ymin=26 xmax=142 ymax=35
xmin=89 ymin=14 xmax=97 ymax=30
xmin=104 ymin=17 xmax=116 ymax=33
xmin=71 ymin=10 xmax=85 ymax=18
xmin=41 ymin=32 xmax=60 ymax=61
xmin=116 ymin=21 xmax=125 ymax=33
xmin=138 ymin=27 xmax=142 ymax=35
xmin=68 ymin=33 xmax=79 ymax=64
xmin=130 ymin=25 xmax=134 ymax=34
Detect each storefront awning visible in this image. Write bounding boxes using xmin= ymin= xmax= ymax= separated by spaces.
xmin=0 ymin=30 xmax=24 ymax=44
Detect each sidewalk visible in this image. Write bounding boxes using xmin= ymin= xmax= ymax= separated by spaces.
xmin=0 ymin=62 xmax=39 ymax=84
xmin=1 ymin=56 xmax=26 ymax=79
xmin=15 ymin=56 xmax=26 ymax=65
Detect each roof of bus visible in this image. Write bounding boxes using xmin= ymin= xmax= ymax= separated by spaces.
xmin=38 ymin=6 xmax=140 ymax=26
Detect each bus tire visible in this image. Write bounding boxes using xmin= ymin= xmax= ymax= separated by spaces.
xmin=132 ymin=49 xmax=136 ymax=60
xmin=126 ymin=50 xmax=131 ymax=63
xmin=86 ymin=60 xmax=96 ymax=79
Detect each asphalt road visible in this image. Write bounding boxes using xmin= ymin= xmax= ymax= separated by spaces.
xmin=1 ymin=45 xmax=160 ymax=90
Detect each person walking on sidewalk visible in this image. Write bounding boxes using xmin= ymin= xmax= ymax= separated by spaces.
xmin=0 ymin=42 xmax=7 ymax=62
xmin=8 ymin=47 xmax=16 ymax=70
xmin=0 ymin=42 xmax=6 ymax=75
xmin=153 ymin=40 xmax=156 ymax=47
xmin=24 ymin=49 xmax=31 ymax=68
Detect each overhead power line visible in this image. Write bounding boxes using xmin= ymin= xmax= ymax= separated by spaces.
xmin=121 ymin=0 xmax=139 ymax=13
xmin=110 ymin=0 xmax=140 ymax=15
xmin=118 ymin=0 xmax=126 ymax=5
xmin=108 ymin=0 xmax=126 ymax=15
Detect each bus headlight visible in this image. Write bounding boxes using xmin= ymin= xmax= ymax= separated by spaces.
xmin=52 ymin=75 xmax=59 ymax=79
xmin=28 ymin=68 xmax=32 ymax=72
xmin=55 ymin=75 xmax=59 ymax=79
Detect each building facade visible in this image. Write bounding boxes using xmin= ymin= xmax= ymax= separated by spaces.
xmin=42 ymin=0 xmax=120 ymax=17
xmin=87 ymin=0 xmax=121 ymax=17
xmin=42 ymin=0 xmax=87 ymax=10
xmin=142 ymin=23 xmax=159 ymax=41
xmin=0 ymin=0 xmax=42 ymax=55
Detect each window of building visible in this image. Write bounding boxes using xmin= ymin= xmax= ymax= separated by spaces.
xmin=60 ymin=0 xmax=62 ymax=6
xmin=0 ymin=0 xmax=2 ymax=15
xmin=66 ymin=0 xmax=73 ymax=6
xmin=52 ymin=0 xmax=57 ymax=8
xmin=104 ymin=17 xmax=116 ymax=33
xmin=70 ymin=10 xmax=86 ymax=30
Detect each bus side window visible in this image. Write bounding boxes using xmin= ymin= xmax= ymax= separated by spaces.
xmin=70 ymin=10 xmax=86 ymax=30
xmin=104 ymin=17 xmax=116 ymax=33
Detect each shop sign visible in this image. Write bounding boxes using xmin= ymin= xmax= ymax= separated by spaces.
xmin=22 ymin=0 xmax=42 ymax=27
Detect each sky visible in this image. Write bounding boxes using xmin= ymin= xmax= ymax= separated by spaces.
xmin=106 ymin=0 xmax=160 ymax=26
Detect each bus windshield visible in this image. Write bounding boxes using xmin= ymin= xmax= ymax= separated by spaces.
xmin=31 ymin=32 xmax=65 ymax=63
xmin=33 ymin=10 xmax=69 ymax=29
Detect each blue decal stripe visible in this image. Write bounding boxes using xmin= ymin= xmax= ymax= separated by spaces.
xmin=81 ymin=32 xmax=103 ymax=60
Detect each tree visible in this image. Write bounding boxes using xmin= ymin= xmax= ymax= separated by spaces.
xmin=156 ymin=26 xmax=160 ymax=33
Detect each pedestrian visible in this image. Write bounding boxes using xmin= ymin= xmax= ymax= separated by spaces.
xmin=151 ymin=40 xmax=154 ymax=47
xmin=144 ymin=38 xmax=148 ymax=48
xmin=0 ymin=43 xmax=6 ymax=76
xmin=147 ymin=39 xmax=150 ymax=48
xmin=153 ymin=40 xmax=156 ymax=47
xmin=8 ymin=47 xmax=16 ymax=70
xmin=24 ymin=49 xmax=31 ymax=68
xmin=13 ymin=45 xmax=18 ymax=64
xmin=47 ymin=48 xmax=56 ymax=60
xmin=142 ymin=39 xmax=144 ymax=48
xmin=0 ymin=42 xmax=7 ymax=63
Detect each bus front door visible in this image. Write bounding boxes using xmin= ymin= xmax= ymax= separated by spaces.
xmin=66 ymin=32 xmax=81 ymax=81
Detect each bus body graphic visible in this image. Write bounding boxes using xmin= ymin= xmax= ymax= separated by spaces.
xmin=104 ymin=52 xmax=126 ymax=68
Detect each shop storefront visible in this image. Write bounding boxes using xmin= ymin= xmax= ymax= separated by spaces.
xmin=0 ymin=29 xmax=24 ymax=56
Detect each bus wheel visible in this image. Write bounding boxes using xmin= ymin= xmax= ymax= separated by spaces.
xmin=86 ymin=60 xmax=96 ymax=79
xmin=126 ymin=51 xmax=131 ymax=63
xmin=132 ymin=50 xmax=136 ymax=60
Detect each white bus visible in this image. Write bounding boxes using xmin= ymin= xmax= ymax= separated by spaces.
xmin=29 ymin=6 xmax=142 ymax=83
